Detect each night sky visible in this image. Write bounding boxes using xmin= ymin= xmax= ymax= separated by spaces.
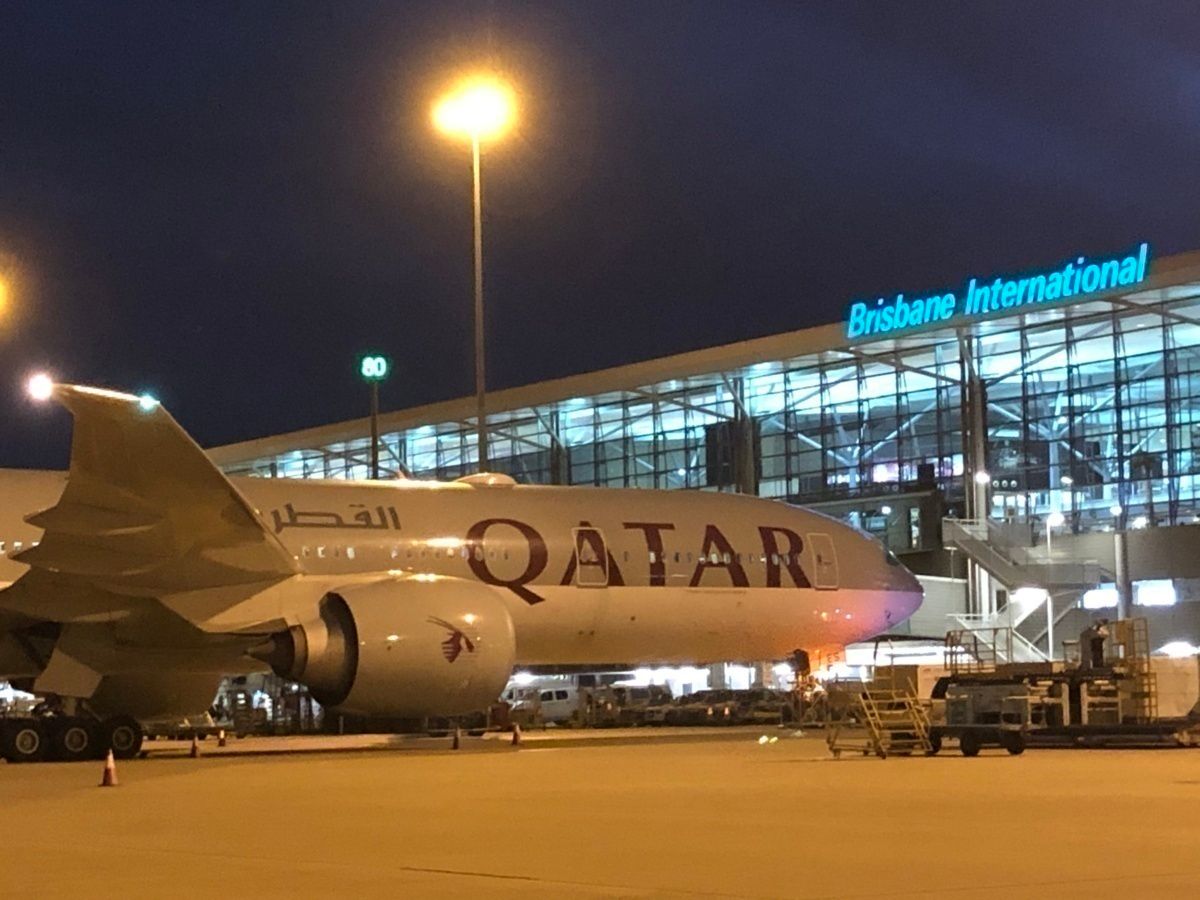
xmin=2 ymin=1 xmax=1198 ymax=468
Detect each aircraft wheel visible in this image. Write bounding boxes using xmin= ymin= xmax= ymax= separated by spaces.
xmin=103 ymin=716 xmax=144 ymax=760
xmin=959 ymin=732 xmax=982 ymax=757
xmin=51 ymin=718 xmax=97 ymax=762
xmin=2 ymin=720 xmax=48 ymax=763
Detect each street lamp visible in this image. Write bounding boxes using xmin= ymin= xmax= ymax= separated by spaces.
xmin=433 ymin=75 xmax=516 ymax=472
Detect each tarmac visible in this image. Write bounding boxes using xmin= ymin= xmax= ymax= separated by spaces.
xmin=2 ymin=727 xmax=1199 ymax=899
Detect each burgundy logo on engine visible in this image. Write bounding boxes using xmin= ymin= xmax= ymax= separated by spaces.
xmin=427 ymin=617 xmax=476 ymax=663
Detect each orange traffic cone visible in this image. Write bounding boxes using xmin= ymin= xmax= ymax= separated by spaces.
xmin=511 ymin=723 xmax=522 ymax=747
xmin=451 ymin=726 xmax=461 ymax=750
xmin=189 ymin=735 xmax=200 ymax=758
xmin=217 ymin=729 xmax=227 ymax=748
xmin=100 ymin=749 xmax=118 ymax=787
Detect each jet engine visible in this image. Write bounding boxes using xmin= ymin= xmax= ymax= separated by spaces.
xmin=253 ymin=576 xmax=516 ymax=717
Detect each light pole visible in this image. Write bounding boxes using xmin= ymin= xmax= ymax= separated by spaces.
xmin=359 ymin=354 xmax=390 ymax=479
xmin=433 ymin=75 xmax=516 ymax=472
xmin=1045 ymin=510 xmax=1065 ymax=556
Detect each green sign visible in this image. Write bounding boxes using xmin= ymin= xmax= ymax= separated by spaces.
xmin=359 ymin=354 xmax=390 ymax=381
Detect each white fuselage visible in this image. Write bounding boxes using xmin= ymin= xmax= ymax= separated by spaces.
xmin=239 ymin=477 xmax=923 ymax=665
xmin=0 ymin=469 xmax=923 ymax=667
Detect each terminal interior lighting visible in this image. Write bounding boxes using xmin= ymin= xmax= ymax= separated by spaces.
xmin=973 ymin=470 xmax=991 ymax=485
xmin=1109 ymin=503 xmax=1123 ymax=516
xmin=1046 ymin=511 xmax=1066 ymax=528
xmin=26 ymin=372 xmax=54 ymax=402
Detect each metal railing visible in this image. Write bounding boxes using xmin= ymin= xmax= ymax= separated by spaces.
xmin=943 ymin=517 xmax=1108 ymax=591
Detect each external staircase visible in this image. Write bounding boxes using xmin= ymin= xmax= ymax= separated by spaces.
xmin=943 ymin=517 xmax=1112 ymax=660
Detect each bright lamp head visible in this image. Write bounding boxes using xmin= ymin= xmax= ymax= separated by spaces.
xmin=433 ymin=76 xmax=516 ymax=141
xmin=26 ymin=372 xmax=54 ymax=402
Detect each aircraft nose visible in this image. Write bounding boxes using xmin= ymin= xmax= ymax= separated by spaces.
xmin=882 ymin=549 xmax=924 ymax=622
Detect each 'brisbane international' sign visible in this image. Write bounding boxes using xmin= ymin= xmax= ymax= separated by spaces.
xmin=844 ymin=242 xmax=1151 ymax=340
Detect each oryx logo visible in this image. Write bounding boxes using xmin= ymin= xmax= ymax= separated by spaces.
xmin=427 ymin=617 xmax=476 ymax=663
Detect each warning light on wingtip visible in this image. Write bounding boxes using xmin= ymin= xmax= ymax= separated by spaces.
xmin=27 ymin=372 xmax=54 ymax=402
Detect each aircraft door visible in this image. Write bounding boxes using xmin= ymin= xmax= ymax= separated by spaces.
xmin=572 ymin=526 xmax=610 ymax=587
xmin=807 ymin=533 xmax=838 ymax=590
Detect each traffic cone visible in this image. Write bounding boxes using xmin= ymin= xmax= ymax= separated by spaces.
xmin=217 ymin=729 xmax=227 ymax=748
xmin=189 ymin=735 xmax=200 ymax=758
xmin=451 ymin=726 xmax=461 ymax=750
xmin=100 ymin=750 xmax=118 ymax=787
xmin=511 ymin=723 xmax=522 ymax=747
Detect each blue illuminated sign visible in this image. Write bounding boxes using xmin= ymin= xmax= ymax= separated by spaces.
xmin=845 ymin=242 xmax=1150 ymax=340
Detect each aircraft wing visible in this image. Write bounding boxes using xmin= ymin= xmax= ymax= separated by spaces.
xmin=7 ymin=384 xmax=298 ymax=604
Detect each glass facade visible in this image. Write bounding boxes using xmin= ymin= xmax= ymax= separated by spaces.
xmin=216 ymin=269 xmax=1200 ymax=544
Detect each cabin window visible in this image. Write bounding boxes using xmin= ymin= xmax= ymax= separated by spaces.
xmin=770 ymin=553 xmax=779 ymax=565
xmin=390 ymin=547 xmax=399 ymax=559
xmin=673 ymin=552 xmax=680 ymax=563
xmin=301 ymin=546 xmax=310 ymax=558
xmin=346 ymin=547 xmax=356 ymax=560
xmin=474 ymin=546 xmax=484 ymax=561
xmin=0 ymin=541 xmax=5 ymax=554
xmin=13 ymin=541 xmax=23 ymax=552
xmin=722 ymin=553 xmax=731 ymax=565
xmin=317 ymin=546 xmax=326 ymax=558
xmin=460 ymin=546 xmax=470 ymax=560
xmin=649 ymin=551 xmax=658 ymax=564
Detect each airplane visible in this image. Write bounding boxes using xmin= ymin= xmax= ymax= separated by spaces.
xmin=0 ymin=381 xmax=923 ymax=762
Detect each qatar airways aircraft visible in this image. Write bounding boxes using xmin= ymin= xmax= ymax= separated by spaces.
xmin=0 ymin=382 xmax=922 ymax=762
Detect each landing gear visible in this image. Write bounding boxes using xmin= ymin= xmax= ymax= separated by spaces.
xmin=50 ymin=717 xmax=98 ymax=762
xmin=1 ymin=719 xmax=47 ymax=763
xmin=103 ymin=716 xmax=144 ymax=760
xmin=1 ymin=711 xmax=144 ymax=763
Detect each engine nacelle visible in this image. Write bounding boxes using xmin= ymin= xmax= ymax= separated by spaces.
xmin=257 ymin=576 xmax=516 ymax=717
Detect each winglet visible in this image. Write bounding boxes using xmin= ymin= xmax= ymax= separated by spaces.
xmin=16 ymin=383 xmax=298 ymax=596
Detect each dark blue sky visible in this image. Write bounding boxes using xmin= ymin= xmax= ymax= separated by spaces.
xmin=2 ymin=2 xmax=1198 ymax=466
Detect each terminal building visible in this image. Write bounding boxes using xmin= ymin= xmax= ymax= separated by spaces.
xmin=211 ymin=243 xmax=1200 ymax=661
